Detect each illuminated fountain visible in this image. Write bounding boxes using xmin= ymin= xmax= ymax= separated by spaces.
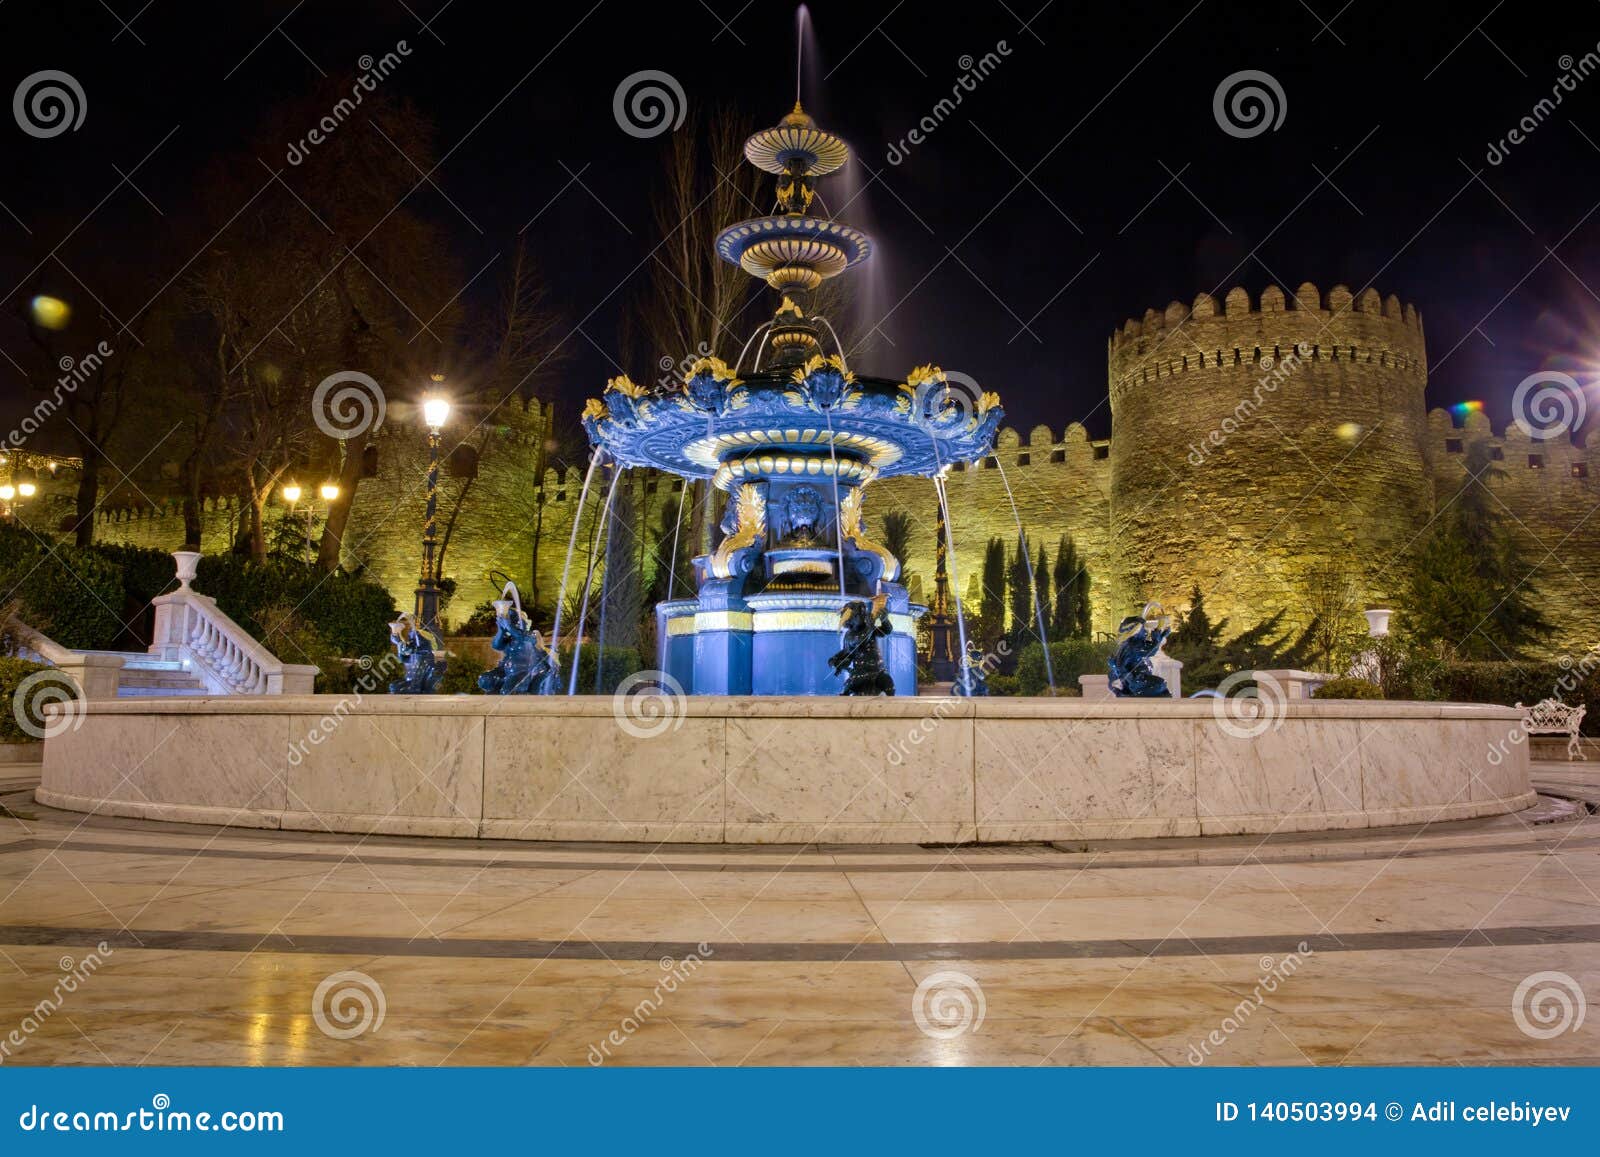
xmin=580 ymin=101 xmax=1002 ymax=694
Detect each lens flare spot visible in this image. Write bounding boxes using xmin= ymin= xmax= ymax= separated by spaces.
xmin=29 ymin=295 xmax=70 ymax=330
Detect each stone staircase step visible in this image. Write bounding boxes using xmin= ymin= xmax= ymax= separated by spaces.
xmin=119 ymin=657 xmax=188 ymax=672
xmin=115 ymin=661 xmax=208 ymax=697
xmin=116 ymin=686 xmax=211 ymax=697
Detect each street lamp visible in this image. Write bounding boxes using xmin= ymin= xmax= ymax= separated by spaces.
xmin=0 ymin=481 xmax=31 ymax=521
xmin=282 ymin=482 xmax=340 ymax=563
xmin=416 ymin=378 xmax=451 ymax=634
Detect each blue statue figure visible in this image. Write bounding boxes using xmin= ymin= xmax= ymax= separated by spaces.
xmin=829 ymin=597 xmax=896 ymax=696
xmin=952 ymin=637 xmax=990 ymax=697
xmin=1108 ymin=602 xmax=1172 ymax=698
xmin=478 ymin=582 xmax=560 ymax=695
xmin=388 ymin=613 xmax=446 ymax=694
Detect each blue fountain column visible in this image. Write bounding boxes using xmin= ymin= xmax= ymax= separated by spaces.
xmin=655 ymin=599 xmax=698 ymax=692
xmin=878 ymin=584 xmax=922 ymax=696
xmin=690 ymin=579 xmax=752 ymax=694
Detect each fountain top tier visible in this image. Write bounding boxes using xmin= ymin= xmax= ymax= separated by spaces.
xmin=715 ymin=103 xmax=870 ymax=298
xmin=584 ymin=100 xmax=1004 ymax=485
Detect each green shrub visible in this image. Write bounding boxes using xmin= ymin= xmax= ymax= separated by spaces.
xmin=1370 ymin=635 xmax=1448 ymax=700
xmin=0 ymin=656 xmax=71 ymax=744
xmin=987 ymin=673 xmax=1020 ymax=697
xmin=0 ymin=526 xmax=125 ymax=650
xmin=1312 ymin=677 xmax=1383 ymax=700
xmin=438 ymin=652 xmax=488 ymax=695
xmin=1015 ymin=636 xmax=1115 ymax=695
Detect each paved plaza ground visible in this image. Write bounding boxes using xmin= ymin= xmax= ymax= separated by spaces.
xmin=2 ymin=762 xmax=1597 ymax=1066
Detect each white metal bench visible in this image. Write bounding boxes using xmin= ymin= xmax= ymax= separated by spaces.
xmin=1516 ymin=698 xmax=1588 ymax=761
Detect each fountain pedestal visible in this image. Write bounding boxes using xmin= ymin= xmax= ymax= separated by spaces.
xmin=656 ymin=472 xmax=923 ymax=695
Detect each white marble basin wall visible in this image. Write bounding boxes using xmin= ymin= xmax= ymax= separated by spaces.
xmin=37 ymin=697 xmax=1536 ymax=843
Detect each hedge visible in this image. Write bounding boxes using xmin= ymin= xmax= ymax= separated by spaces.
xmin=193 ymin=555 xmax=397 ymax=660
xmin=556 ymin=644 xmax=642 ymax=695
xmin=1432 ymin=660 xmax=1600 ymax=735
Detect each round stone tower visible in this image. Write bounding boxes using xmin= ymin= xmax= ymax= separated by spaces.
xmin=1107 ymin=283 xmax=1431 ymax=633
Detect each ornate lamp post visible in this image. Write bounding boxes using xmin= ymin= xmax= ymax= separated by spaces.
xmin=416 ymin=381 xmax=451 ymax=634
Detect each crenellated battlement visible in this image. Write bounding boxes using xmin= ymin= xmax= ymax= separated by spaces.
xmin=944 ymin=421 xmax=1113 ymax=474
xmin=1108 ymin=283 xmax=1427 ymax=399
xmin=1427 ymin=407 xmax=1599 ymax=478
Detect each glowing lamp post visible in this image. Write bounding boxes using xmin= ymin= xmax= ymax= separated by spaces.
xmin=416 ymin=381 xmax=451 ymax=634
xmin=281 ymin=483 xmax=306 ymax=562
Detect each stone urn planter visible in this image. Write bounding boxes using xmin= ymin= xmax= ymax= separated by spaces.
xmin=173 ymin=551 xmax=202 ymax=591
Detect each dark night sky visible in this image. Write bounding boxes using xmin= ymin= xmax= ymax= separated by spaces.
xmin=2 ymin=0 xmax=1598 ymax=455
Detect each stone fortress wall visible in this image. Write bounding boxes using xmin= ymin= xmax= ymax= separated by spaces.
xmin=1108 ymin=282 xmax=1433 ymax=636
xmin=59 ymin=282 xmax=1599 ymax=656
